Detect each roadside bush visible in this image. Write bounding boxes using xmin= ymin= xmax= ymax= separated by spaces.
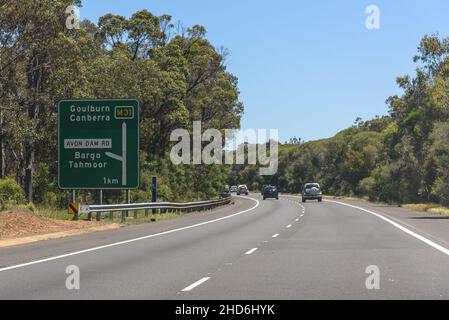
xmin=132 ymin=190 xmax=151 ymax=203
xmin=17 ymin=202 xmax=37 ymax=213
xmin=0 ymin=179 xmax=25 ymax=210
xmin=42 ymin=192 xmax=58 ymax=207
xmin=26 ymin=202 xmax=37 ymax=212
xmin=358 ymin=176 xmax=379 ymax=202
xmin=432 ymin=177 xmax=449 ymax=207
xmin=428 ymin=207 xmax=449 ymax=216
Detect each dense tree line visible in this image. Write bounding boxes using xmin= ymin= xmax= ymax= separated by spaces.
xmin=0 ymin=0 xmax=242 ymax=206
xmin=1 ymin=1 xmax=448 ymax=209
xmin=234 ymin=35 xmax=449 ymax=206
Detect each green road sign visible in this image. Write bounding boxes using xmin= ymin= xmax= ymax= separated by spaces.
xmin=58 ymin=99 xmax=139 ymax=189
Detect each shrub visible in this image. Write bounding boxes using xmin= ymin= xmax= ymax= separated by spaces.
xmin=0 ymin=179 xmax=25 ymax=210
xmin=42 ymin=192 xmax=58 ymax=207
xmin=428 ymin=207 xmax=449 ymax=216
xmin=358 ymin=176 xmax=378 ymax=202
xmin=27 ymin=202 xmax=36 ymax=212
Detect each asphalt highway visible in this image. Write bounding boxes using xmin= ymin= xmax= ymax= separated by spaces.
xmin=1 ymin=194 xmax=449 ymax=299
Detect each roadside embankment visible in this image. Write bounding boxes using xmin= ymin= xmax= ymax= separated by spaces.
xmin=0 ymin=209 xmax=120 ymax=248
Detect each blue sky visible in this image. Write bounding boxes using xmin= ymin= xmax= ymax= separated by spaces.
xmin=80 ymin=0 xmax=449 ymax=142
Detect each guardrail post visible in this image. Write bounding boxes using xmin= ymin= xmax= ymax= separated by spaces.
xmin=96 ymin=211 xmax=101 ymax=221
xmin=145 ymin=209 xmax=149 ymax=217
xmin=121 ymin=210 xmax=126 ymax=222
xmin=125 ymin=190 xmax=130 ymax=218
xmin=133 ymin=210 xmax=138 ymax=219
xmin=109 ymin=211 xmax=114 ymax=221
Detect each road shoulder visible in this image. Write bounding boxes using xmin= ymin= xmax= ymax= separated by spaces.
xmin=0 ymin=196 xmax=256 ymax=268
xmin=326 ymin=197 xmax=449 ymax=249
xmin=282 ymin=194 xmax=449 ymax=250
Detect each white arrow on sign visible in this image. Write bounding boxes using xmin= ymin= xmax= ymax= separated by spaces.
xmin=105 ymin=122 xmax=127 ymax=186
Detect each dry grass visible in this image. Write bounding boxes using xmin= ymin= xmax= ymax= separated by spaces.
xmin=0 ymin=209 xmax=112 ymax=240
xmin=402 ymin=203 xmax=438 ymax=212
xmin=323 ymin=196 xmax=449 ymax=217
xmin=427 ymin=207 xmax=449 ymax=216
xmin=325 ymin=195 xmax=370 ymax=202
xmin=402 ymin=203 xmax=449 ymax=216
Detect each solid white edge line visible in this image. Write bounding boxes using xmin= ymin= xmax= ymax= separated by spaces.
xmin=0 ymin=196 xmax=260 ymax=273
xmin=325 ymin=200 xmax=449 ymax=257
xmin=282 ymin=194 xmax=449 ymax=258
xmin=182 ymin=277 xmax=211 ymax=292
xmin=245 ymin=248 xmax=258 ymax=255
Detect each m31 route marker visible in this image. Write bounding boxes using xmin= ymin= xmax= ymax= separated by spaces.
xmin=58 ymin=99 xmax=139 ymax=190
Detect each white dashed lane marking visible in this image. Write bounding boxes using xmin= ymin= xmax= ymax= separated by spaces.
xmin=182 ymin=277 xmax=211 ymax=292
xmin=245 ymin=248 xmax=258 ymax=255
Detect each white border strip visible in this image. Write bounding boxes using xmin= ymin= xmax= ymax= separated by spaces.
xmin=282 ymin=195 xmax=449 ymax=257
xmin=327 ymin=200 xmax=449 ymax=257
xmin=0 ymin=196 xmax=259 ymax=273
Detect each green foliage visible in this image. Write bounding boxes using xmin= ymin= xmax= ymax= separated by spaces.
xmin=239 ymin=35 xmax=449 ymax=206
xmin=0 ymin=179 xmax=25 ymax=210
xmin=0 ymin=2 xmax=242 ymax=207
xmin=233 ymin=34 xmax=449 ymax=207
xmin=1 ymin=5 xmax=448 ymax=210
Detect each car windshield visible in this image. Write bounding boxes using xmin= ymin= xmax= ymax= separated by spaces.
xmin=305 ymin=184 xmax=319 ymax=189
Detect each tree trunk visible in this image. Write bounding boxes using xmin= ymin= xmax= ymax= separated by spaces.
xmin=24 ymin=50 xmax=42 ymax=202
xmin=24 ymin=142 xmax=35 ymax=202
xmin=24 ymin=101 xmax=38 ymax=202
xmin=0 ymin=109 xmax=5 ymax=178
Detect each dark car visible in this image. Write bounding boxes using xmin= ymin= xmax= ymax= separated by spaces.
xmin=302 ymin=183 xmax=322 ymax=202
xmin=237 ymin=185 xmax=249 ymax=196
xmin=221 ymin=186 xmax=231 ymax=198
xmin=261 ymin=184 xmax=270 ymax=195
xmin=263 ymin=186 xmax=279 ymax=200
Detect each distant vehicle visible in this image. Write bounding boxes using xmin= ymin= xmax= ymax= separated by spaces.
xmin=237 ymin=185 xmax=249 ymax=196
xmin=221 ymin=186 xmax=231 ymax=198
xmin=230 ymin=186 xmax=238 ymax=193
xmin=263 ymin=186 xmax=279 ymax=200
xmin=302 ymin=183 xmax=322 ymax=202
xmin=261 ymin=184 xmax=271 ymax=195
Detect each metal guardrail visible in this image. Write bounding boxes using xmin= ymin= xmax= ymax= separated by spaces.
xmin=83 ymin=196 xmax=232 ymax=222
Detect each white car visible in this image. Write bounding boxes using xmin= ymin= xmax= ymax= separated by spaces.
xmin=237 ymin=185 xmax=249 ymax=195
